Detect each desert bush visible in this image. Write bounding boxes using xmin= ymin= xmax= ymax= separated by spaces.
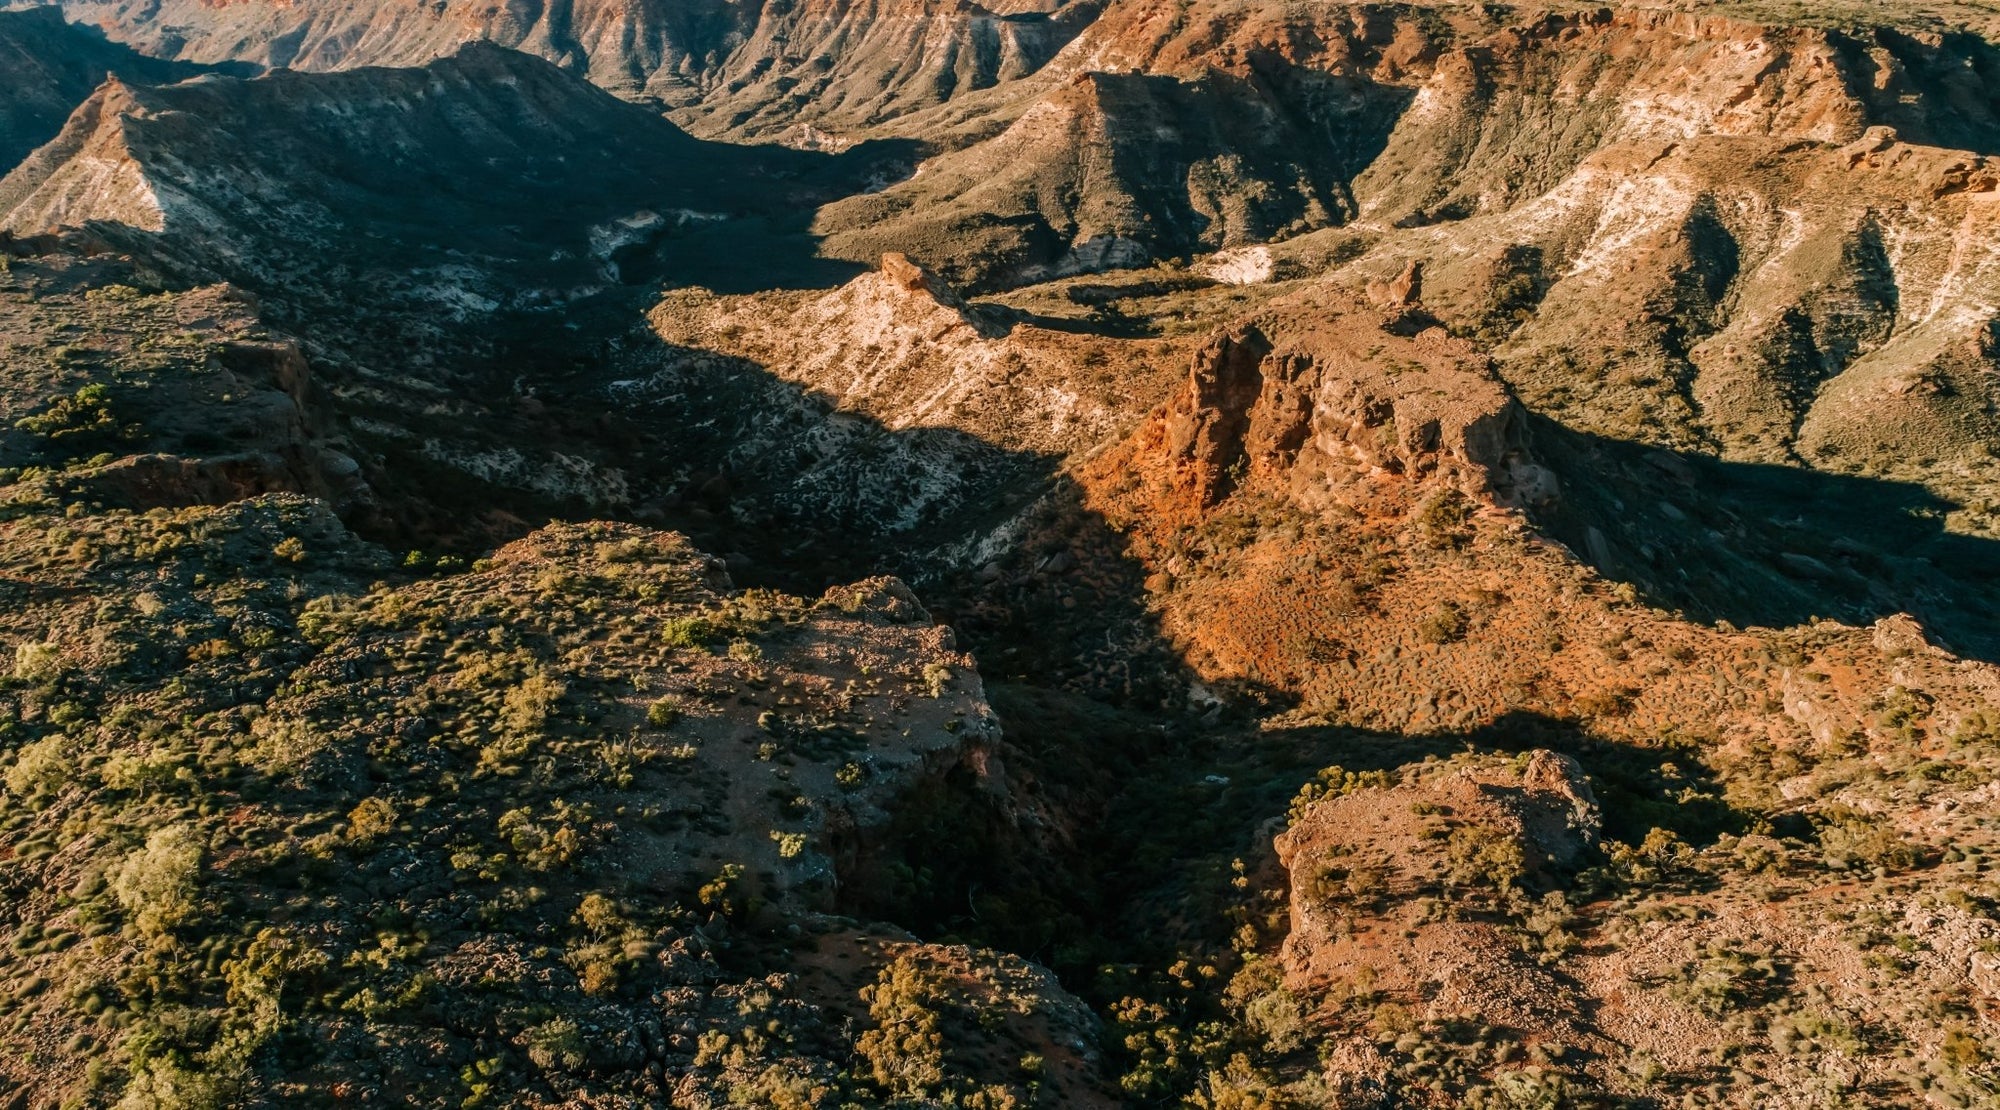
xmin=661 ymin=616 xmax=716 ymax=650
xmin=345 ymin=797 xmax=397 ymax=844
xmin=770 ymin=830 xmax=809 ymax=859
xmin=16 ymin=384 xmax=118 ymax=442
xmin=4 ymin=734 xmax=73 ymax=804
xmin=501 ymin=672 xmax=567 ymax=735
xmin=1416 ymin=601 xmax=1470 ymax=644
xmin=497 ymin=801 xmax=590 ymax=871
xmin=1288 ymin=766 xmax=1393 ymax=822
xmin=1770 ymin=1009 xmax=1861 ymax=1056
xmin=1603 ymin=827 xmax=1700 ymax=888
xmin=100 ymin=750 xmax=189 ymax=798
xmin=573 ymin=893 xmax=623 ymax=936
xmin=1667 ymin=945 xmax=1783 ymax=1017
xmin=1815 ymin=805 xmax=1924 ymax=872
xmin=646 ymin=696 xmax=682 ymax=727
xmin=112 ymin=825 xmax=202 ymax=939
xmin=697 ymin=863 xmax=746 ymax=918
xmin=116 ymin=1058 xmax=236 ymax=1110
xmin=1238 ymin=984 xmax=1308 ymax=1053
xmin=12 ymin=640 xmax=61 ymax=683
xmin=1446 ymin=824 xmax=1526 ymax=893
xmin=922 ymin=663 xmax=953 ymax=698
xmin=858 ymin=958 xmax=951 ymax=1098
xmin=527 ymin=1018 xmax=586 ymax=1071
xmin=1415 ymin=489 xmax=1473 ymax=550
xmin=1515 ymin=892 xmax=1580 ymax=965
xmin=244 ymin=716 xmax=331 ymax=779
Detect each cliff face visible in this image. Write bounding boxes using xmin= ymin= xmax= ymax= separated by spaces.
xmin=1092 ymin=295 xmax=1541 ymax=527
xmin=37 ymin=0 xmax=1098 ymax=136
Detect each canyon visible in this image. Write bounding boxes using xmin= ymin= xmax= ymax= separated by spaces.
xmin=0 ymin=1 xmax=1997 ymax=1107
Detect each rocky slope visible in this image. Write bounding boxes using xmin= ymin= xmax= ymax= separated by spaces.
xmin=30 ymin=0 xmax=1098 ymax=138
xmin=0 ymin=240 xmax=368 ymax=514
xmin=1034 ymin=287 xmax=2000 ymax=1104
xmin=0 ymin=5 xmax=211 ymax=173
xmin=0 ymin=238 xmax=1114 ymax=1109
xmin=0 ymin=44 xmax=920 ymax=554
xmin=1 ymin=1 xmax=2000 ymax=1108
xmin=0 ymin=43 xmax=830 ymax=311
xmin=814 ymin=67 xmax=1374 ymax=290
xmin=821 ymin=2 xmax=2000 ymax=284
xmin=0 ymin=495 xmax=1111 ymax=1108
xmin=638 ymin=253 xmax=1189 ymax=554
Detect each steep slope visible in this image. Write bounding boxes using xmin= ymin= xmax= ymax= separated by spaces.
xmin=0 ymin=48 xmax=924 ymax=560
xmin=1070 ymin=288 xmax=1995 ymax=729
xmin=0 ymin=6 xmax=212 ymax=173
xmin=640 ymin=253 xmax=1189 ymax=549
xmin=674 ymin=0 xmax=1101 ymax=141
xmin=33 ymin=0 xmax=1097 ymax=137
xmin=810 ymin=2 xmax=2000 ymax=291
xmin=1317 ymin=127 xmax=2000 ymax=539
xmin=815 ymin=67 xmax=1394 ymax=289
xmin=1270 ymin=726 xmax=2000 ymax=1107
xmin=0 ymin=2 xmax=1999 ymax=1108
xmin=36 ymin=0 xmax=755 ymax=90
xmin=0 ymin=43 xmax=815 ymax=312
xmin=1339 ymin=7 xmax=2000 ymax=226
xmin=0 ymin=242 xmax=1122 ymax=1107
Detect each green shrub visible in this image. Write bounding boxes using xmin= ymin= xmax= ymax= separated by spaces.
xmin=111 ymin=825 xmax=202 ymax=939
xmin=501 ymin=672 xmax=566 ymax=735
xmin=923 ymin=662 xmax=954 ymax=698
xmin=12 ymin=640 xmax=61 ymax=682
xmin=1668 ymin=945 xmax=1782 ymax=1017
xmin=660 ymin=616 xmax=715 ymax=650
xmin=345 ymin=797 xmax=397 ymax=844
xmin=646 ymin=697 xmax=682 ymax=728
xmin=16 ymin=384 xmax=118 ymax=442
xmin=526 ymin=1018 xmax=586 ymax=1071
xmin=4 ymin=735 xmax=73 ymax=804
xmin=1415 ymin=489 xmax=1473 ymax=549
xmin=1416 ymin=601 xmax=1469 ymax=645
xmin=1446 ymin=824 xmax=1526 ymax=893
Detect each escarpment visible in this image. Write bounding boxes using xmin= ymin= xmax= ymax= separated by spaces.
xmin=1100 ymin=295 xmax=1547 ymax=528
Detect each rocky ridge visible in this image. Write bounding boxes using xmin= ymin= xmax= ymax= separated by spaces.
xmin=31 ymin=0 xmax=1100 ymax=137
xmin=0 ymin=6 xmax=212 ymax=172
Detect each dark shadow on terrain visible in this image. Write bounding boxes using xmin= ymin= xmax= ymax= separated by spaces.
xmin=322 ymin=279 xmax=1128 ymax=641
xmin=840 ymin=703 xmax=1761 ymax=991
xmin=64 ymin=50 xmax=929 ymax=359
xmin=1529 ymin=416 xmax=2000 ymax=662
xmin=631 ymin=137 xmax=925 ymax=294
xmin=272 ymin=266 xmax=1989 ymax=1004
xmin=979 ymin=303 xmax=1164 ymax=339
xmin=294 ymin=291 xmax=1235 ymax=985
xmin=101 ymin=126 xmax=914 ymax=317
xmin=1843 ymin=28 xmax=2000 ymax=157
